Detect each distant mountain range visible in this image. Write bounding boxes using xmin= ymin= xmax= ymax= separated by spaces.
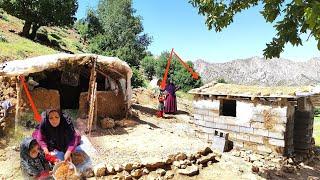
xmin=193 ymin=57 xmax=320 ymax=86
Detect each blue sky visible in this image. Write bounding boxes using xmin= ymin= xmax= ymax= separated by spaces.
xmin=76 ymin=0 xmax=319 ymax=63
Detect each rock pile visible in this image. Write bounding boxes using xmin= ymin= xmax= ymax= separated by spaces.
xmin=85 ymin=146 xmax=221 ymax=179
xmin=231 ymin=147 xmax=320 ymax=176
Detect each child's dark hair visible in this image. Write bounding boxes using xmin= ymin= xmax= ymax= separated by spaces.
xmin=157 ymin=79 xmax=162 ymax=86
xmin=29 ymin=139 xmax=38 ymax=150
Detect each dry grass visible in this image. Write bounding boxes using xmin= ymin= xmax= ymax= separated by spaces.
xmin=190 ymin=83 xmax=313 ymax=97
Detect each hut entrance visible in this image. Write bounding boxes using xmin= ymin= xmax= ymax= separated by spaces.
xmin=29 ymin=65 xmax=107 ymax=110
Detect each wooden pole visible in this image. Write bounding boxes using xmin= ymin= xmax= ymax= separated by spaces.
xmin=88 ymin=83 xmax=97 ymax=136
xmin=93 ymin=90 xmax=98 ymax=130
xmin=87 ymin=57 xmax=98 ymax=136
xmin=15 ymin=77 xmax=22 ymax=133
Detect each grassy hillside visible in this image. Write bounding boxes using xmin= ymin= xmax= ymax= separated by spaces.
xmin=0 ymin=9 xmax=86 ymax=62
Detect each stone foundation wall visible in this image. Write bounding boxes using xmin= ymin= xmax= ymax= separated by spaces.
xmin=192 ymin=98 xmax=295 ymax=155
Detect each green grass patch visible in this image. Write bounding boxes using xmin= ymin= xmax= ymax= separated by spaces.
xmin=0 ymin=10 xmax=85 ymax=61
xmin=0 ymin=33 xmax=56 ymax=60
xmin=314 ymin=116 xmax=320 ymax=146
xmin=176 ymin=91 xmax=194 ymax=101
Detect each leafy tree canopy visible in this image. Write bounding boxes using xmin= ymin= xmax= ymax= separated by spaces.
xmin=1 ymin=0 xmax=78 ymax=39
xmin=189 ymin=0 xmax=320 ymax=59
xmin=155 ymin=52 xmax=202 ymax=92
xmin=141 ymin=56 xmax=157 ymax=80
xmin=88 ymin=0 xmax=152 ymax=67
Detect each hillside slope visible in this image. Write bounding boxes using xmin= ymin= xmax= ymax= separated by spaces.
xmin=0 ymin=9 xmax=86 ymax=62
xmin=194 ymin=57 xmax=320 ymax=86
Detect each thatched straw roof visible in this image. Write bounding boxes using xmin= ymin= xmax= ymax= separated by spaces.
xmin=0 ymin=53 xmax=132 ymax=79
xmin=189 ymin=82 xmax=320 ymax=98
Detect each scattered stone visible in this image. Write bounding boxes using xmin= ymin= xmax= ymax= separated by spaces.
xmin=175 ymin=152 xmax=187 ymax=161
xmin=81 ymin=168 xmax=94 ymax=178
xmin=114 ymin=164 xmax=124 ymax=172
xmin=271 ymin=158 xmax=282 ymax=164
xmin=11 ymin=146 xmax=19 ymax=152
xmin=198 ymin=147 xmax=213 ymax=156
xmin=207 ymin=161 xmax=213 ymax=166
xmin=142 ymin=168 xmax=149 ymax=175
xmin=93 ymin=163 xmax=106 ymax=177
xmin=156 ymin=168 xmax=166 ymax=176
xmin=251 ymin=166 xmax=259 ymax=173
xmin=123 ymin=163 xmax=133 ymax=171
xmin=185 ymin=159 xmax=192 ymax=166
xmin=132 ymin=162 xmax=142 ymax=169
xmin=143 ymin=158 xmax=166 ymax=170
xmin=248 ymin=154 xmax=263 ymax=163
xmin=180 ymin=164 xmax=187 ymax=169
xmin=178 ymin=165 xmax=199 ymax=176
xmin=196 ymin=153 xmax=215 ymax=165
xmin=252 ymin=161 xmax=264 ymax=168
xmin=106 ymin=164 xmax=116 ymax=175
xmin=131 ymin=169 xmax=143 ymax=178
xmin=188 ymin=154 xmax=196 ymax=161
xmin=287 ymin=158 xmax=294 ymax=165
xmin=195 ymin=153 xmax=201 ymax=159
xmin=165 ymin=171 xmax=174 ymax=179
xmin=282 ymin=165 xmax=295 ymax=173
xmin=100 ymin=117 xmax=115 ymax=129
xmin=173 ymin=161 xmax=181 ymax=168
xmin=166 ymin=154 xmax=175 ymax=164
xmin=122 ymin=171 xmax=132 ymax=180
xmin=112 ymin=175 xmax=122 ymax=180
xmin=232 ymin=151 xmax=241 ymax=157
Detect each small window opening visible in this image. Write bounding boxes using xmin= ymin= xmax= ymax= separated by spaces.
xmin=220 ymin=99 xmax=236 ymax=117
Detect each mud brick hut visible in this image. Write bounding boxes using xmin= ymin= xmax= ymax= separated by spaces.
xmin=189 ymin=82 xmax=320 ymax=155
xmin=0 ymin=53 xmax=132 ymax=135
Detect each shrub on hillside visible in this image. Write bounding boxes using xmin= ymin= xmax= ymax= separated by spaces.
xmin=36 ymin=31 xmax=50 ymax=44
xmin=0 ymin=34 xmax=8 ymax=42
xmin=131 ymin=67 xmax=146 ymax=88
xmin=50 ymin=39 xmax=60 ymax=47
xmin=50 ymin=33 xmax=61 ymax=40
xmin=315 ymin=107 xmax=320 ymax=117
xmin=217 ymin=78 xmax=227 ymax=83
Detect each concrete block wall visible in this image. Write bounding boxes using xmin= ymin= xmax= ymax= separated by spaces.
xmin=192 ymin=98 xmax=294 ymax=155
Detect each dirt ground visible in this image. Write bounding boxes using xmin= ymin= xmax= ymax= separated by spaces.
xmin=0 ymin=88 xmax=320 ymax=180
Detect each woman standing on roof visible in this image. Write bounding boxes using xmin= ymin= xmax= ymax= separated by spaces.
xmin=164 ymin=79 xmax=179 ymax=114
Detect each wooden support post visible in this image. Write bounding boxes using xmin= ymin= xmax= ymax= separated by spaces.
xmin=15 ymin=77 xmax=22 ymax=133
xmin=93 ymin=90 xmax=98 ymax=131
xmin=88 ymin=83 xmax=97 ymax=136
xmin=87 ymin=57 xmax=98 ymax=136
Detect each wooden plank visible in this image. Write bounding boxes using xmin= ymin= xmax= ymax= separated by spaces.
xmin=15 ymin=78 xmax=22 ymax=133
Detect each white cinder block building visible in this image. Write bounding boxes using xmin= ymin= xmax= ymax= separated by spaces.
xmin=189 ymin=82 xmax=320 ymax=155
